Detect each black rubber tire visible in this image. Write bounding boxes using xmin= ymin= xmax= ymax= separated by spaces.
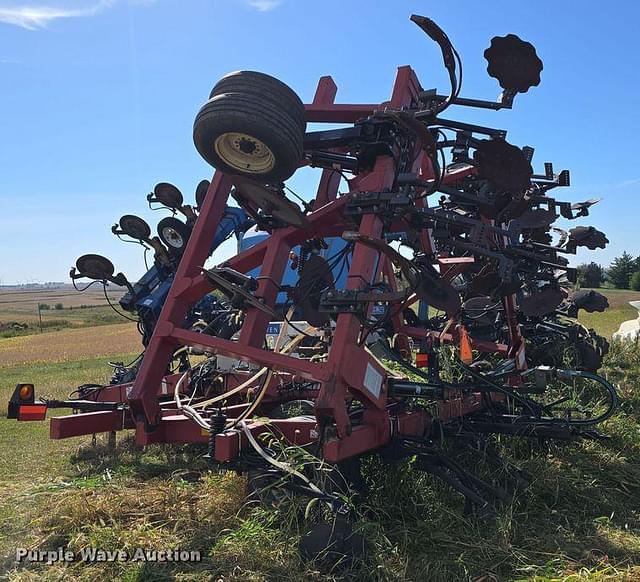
xmin=209 ymin=71 xmax=305 ymax=130
xmin=193 ymin=92 xmax=304 ymax=183
xmin=195 ymin=179 xmax=210 ymax=209
xmin=157 ymin=217 xmax=191 ymax=254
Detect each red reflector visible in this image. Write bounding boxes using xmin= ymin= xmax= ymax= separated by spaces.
xmin=415 ymin=353 xmax=429 ymax=368
xmin=18 ymin=405 xmax=47 ymax=421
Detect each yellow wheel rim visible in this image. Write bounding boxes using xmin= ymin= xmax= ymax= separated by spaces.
xmin=214 ymin=132 xmax=275 ymax=174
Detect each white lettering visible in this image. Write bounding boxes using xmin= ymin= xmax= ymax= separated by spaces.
xmin=15 ymin=548 xmax=28 ymax=561
xmin=132 ymin=548 xmax=147 ymax=561
xmin=16 ymin=546 xmax=203 ymax=564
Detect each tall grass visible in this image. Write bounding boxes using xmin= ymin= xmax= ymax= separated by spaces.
xmin=3 ymin=343 xmax=640 ymax=581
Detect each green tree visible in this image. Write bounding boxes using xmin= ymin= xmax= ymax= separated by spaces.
xmin=577 ymin=262 xmax=604 ymax=288
xmin=631 ymin=271 xmax=640 ymax=291
xmin=607 ymin=252 xmax=636 ymax=289
xmin=54 ymin=303 xmax=63 ymax=310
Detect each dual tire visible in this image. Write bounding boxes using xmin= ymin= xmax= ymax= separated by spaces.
xmin=193 ymin=71 xmax=305 ymax=183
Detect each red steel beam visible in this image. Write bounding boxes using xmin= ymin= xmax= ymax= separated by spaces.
xmin=304 ymin=103 xmax=378 ymax=124
xmin=135 ymin=414 xmax=317 ymax=461
xmin=323 ymin=423 xmax=390 ymax=463
xmin=51 ymin=410 xmax=126 ymax=439
xmin=238 ymin=231 xmax=291 ymax=348
xmin=311 ymin=76 xmax=342 ymax=209
xmin=128 ymin=173 xmax=233 ymax=427
xmin=18 ymin=405 xmax=47 ymax=421
xmin=213 ymin=418 xmax=317 ymax=461
xmin=318 ymin=66 xmax=424 ymax=443
xmin=170 ymin=328 xmax=332 ymax=381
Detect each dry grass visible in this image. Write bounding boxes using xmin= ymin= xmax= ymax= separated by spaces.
xmin=33 ymin=453 xmax=246 ymax=582
xmin=2 ymin=293 xmax=640 ymax=580
xmin=6 ymin=418 xmax=640 ymax=581
xmin=0 ymin=286 xmax=127 ymax=339
xmin=0 ymin=323 xmax=141 ymax=368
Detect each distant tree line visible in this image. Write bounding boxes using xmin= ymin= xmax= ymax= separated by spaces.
xmin=38 ymin=303 xmax=64 ymax=310
xmin=576 ymin=252 xmax=640 ymax=290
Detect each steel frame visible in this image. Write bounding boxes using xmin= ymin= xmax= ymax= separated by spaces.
xmin=45 ymin=66 xmax=525 ymax=464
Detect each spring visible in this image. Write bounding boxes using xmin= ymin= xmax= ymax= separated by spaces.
xmin=207 ymin=410 xmax=227 ymax=461
xmin=297 ymin=247 xmax=310 ymax=274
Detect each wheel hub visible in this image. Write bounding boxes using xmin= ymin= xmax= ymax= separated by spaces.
xmin=214 ymin=132 xmax=275 ymax=174
xmin=162 ymin=227 xmax=184 ymax=248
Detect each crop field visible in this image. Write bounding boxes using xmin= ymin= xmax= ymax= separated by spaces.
xmin=0 ymin=323 xmax=141 ymax=368
xmin=0 ymin=286 xmax=122 ymax=312
xmin=0 ymin=286 xmax=126 ymax=338
xmin=1 ymin=288 xmax=640 ymax=581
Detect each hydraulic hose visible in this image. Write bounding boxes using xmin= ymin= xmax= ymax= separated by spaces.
xmin=552 ymin=369 xmax=619 ymax=427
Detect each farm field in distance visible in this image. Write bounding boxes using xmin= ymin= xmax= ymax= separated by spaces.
xmin=578 ymin=288 xmax=640 ymax=339
xmin=1 ymin=286 xmax=640 ymax=580
xmin=0 ymin=285 xmax=126 ymax=338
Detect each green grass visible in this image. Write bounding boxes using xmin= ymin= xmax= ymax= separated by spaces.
xmin=0 ymin=353 xmax=139 ymax=576
xmin=4 ymin=413 xmax=640 ymax=581
xmin=0 ymin=352 xmax=139 ymax=407
xmin=2 ymin=309 xmax=640 ymax=580
xmin=578 ymin=289 xmax=640 ymax=339
xmin=0 ymin=353 xmax=139 ymax=495
xmin=0 ymin=305 xmax=127 ymax=338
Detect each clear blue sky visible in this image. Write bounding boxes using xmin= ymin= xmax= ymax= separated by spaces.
xmin=1 ymin=0 xmax=638 ymax=284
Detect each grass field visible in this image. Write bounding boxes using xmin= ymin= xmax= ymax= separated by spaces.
xmin=578 ymin=289 xmax=640 ymax=340
xmin=1 ymin=289 xmax=640 ymax=581
xmin=0 ymin=322 xmax=141 ymax=368
xmin=0 ymin=286 xmax=127 ymax=338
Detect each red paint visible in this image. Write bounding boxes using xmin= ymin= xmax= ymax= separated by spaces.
xmin=43 ymin=68 xmax=528 ymax=466
xmin=18 ymin=405 xmax=47 ymax=421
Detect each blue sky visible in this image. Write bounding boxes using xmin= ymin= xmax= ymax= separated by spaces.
xmin=1 ymin=0 xmax=638 ymax=284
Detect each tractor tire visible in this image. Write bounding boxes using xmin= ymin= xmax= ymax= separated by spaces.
xmin=209 ymin=71 xmax=306 ymax=130
xmin=193 ymin=92 xmax=304 ymax=183
xmin=157 ymin=217 xmax=191 ymax=254
xmin=195 ymin=179 xmax=210 ymax=209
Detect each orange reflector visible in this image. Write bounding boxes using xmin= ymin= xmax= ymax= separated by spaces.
xmin=18 ymin=384 xmax=34 ymax=400
xmin=459 ymin=325 xmax=473 ymax=365
xmin=415 ymin=353 xmax=429 ymax=368
xmin=18 ymin=404 xmax=47 ymax=421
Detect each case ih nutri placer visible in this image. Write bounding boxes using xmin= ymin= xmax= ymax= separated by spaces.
xmin=8 ymin=14 xmax=618 ymax=560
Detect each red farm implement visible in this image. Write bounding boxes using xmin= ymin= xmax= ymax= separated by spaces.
xmin=8 ymin=14 xmax=616 ymax=560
